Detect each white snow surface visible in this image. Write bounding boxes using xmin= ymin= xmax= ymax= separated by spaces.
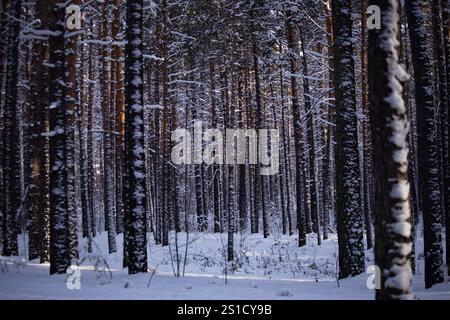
xmin=0 ymin=232 xmax=449 ymax=300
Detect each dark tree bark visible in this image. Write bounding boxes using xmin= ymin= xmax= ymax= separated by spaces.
xmin=48 ymin=0 xmax=70 ymax=274
xmin=441 ymin=0 xmax=450 ymax=276
xmin=87 ymin=45 xmax=96 ymax=241
xmin=1 ymin=0 xmax=21 ymax=257
xmin=160 ymin=0 xmax=170 ymax=246
xmin=249 ymin=3 xmax=266 ymax=236
xmin=286 ymin=12 xmax=307 ymax=247
xmin=406 ymin=0 xmax=445 ymax=288
xmin=361 ymin=0 xmax=374 ymax=250
xmin=432 ymin=0 xmax=450 ymax=277
xmin=28 ymin=0 xmax=51 ymax=261
xmin=332 ymin=0 xmax=365 ymax=278
xmin=65 ymin=0 xmax=80 ymax=261
xmin=112 ymin=0 xmax=125 ymax=235
xmin=227 ymin=0 xmax=238 ymax=261
xmin=210 ymin=62 xmax=222 ymax=233
xmin=299 ymin=29 xmax=321 ymax=245
xmin=123 ymin=0 xmax=148 ymax=274
xmin=369 ymin=0 xmax=413 ymax=300
xmin=101 ymin=0 xmax=117 ymax=254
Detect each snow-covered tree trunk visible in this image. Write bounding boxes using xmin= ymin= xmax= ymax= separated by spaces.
xmin=78 ymin=36 xmax=91 ymax=247
xmin=1 ymin=0 xmax=21 ymax=257
xmin=360 ymin=0 xmax=374 ymax=250
xmin=160 ymin=0 xmax=170 ymax=246
xmin=227 ymin=0 xmax=239 ymax=261
xmin=277 ymin=58 xmax=293 ymax=236
xmin=0 ymin=1 xmax=6 ymax=251
xmin=48 ymin=0 xmax=70 ymax=274
xmin=285 ymin=11 xmax=307 ymax=247
xmin=249 ymin=4 xmax=265 ymax=236
xmin=34 ymin=1 xmax=51 ymax=263
xmin=28 ymin=22 xmax=48 ymax=261
xmin=432 ymin=2 xmax=448 ymax=265
xmin=210 ymin=62 xmax=222 ymax=233
xmin=112 ymin=0 xmax=124 ymax=235
xmin=101 ymin=0 xmax=117 ymax=254
xmin=406 ymin=0 xmax=445 ymax=288
xmin=65 ymin=0 xmax=80 ymax=261
xmin=438 ymin=0 xmax=450 ymax=276
xmin=331 ymin=0 xmax=365 ymax=279
xmin=299 ymin=29 xmax=320 ymax=244
xmin=368 ymin=0 xmax=413 ymax=300
xmin=322 ymin=0 xmax=335 ymax=241
xmin=86 ymin=45 xmax=96 ymax=241
xmin=123 ymin=0 xmax=148 ymax=274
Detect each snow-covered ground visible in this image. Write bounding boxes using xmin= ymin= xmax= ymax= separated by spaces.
xmin=0 ymin=232 xmax=449 ymax=300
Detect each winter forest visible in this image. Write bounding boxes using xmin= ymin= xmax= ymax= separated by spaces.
xmin=0 ymin=0 xmax=449 ymax=301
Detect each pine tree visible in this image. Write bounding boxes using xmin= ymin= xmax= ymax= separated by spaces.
xmin=285 ymin=9 xmax=307 ymax=247
xmin=299 ymin=27 xmax=320 ymax=244
xmin=48 ymin=0 xmax=70 ymax=274
xmin=227 ymin=0 xmax=239 ymax=261
xmin=250 ymin=3 xmax=265 ymax=236
xmin=441 ymin=0 xmax=450 ymax=276
xmin=368 ymin=0 xmax=413 ymax=300
xmin=65 ymin=0 xmax=80 ymax=260
xmin=160 ymin=0 xmax=171 ymax=246
xmin=28 ymin=0 xmax=51 ymax=262
xmin=112 ymin=0 xmax=125 ymax=235
xmin=210 ymin=62 xmax=222 ymax=233
xmin=332 ymin=0 xmax=365 ymax=278
xmin=1 ymin=0 xmax=21 ymax=257
xmin=101 ymin=0 xmax=117 ymax=254
xmin=361 ymin=0 xmax=374 ymax=250
xmin=123 ymin=0 xmax=148 ymax=274
xmin=406 ymin=0 xmax=445 ymax=288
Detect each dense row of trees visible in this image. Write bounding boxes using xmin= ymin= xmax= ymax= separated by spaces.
xmin=0 ymin=0 xmax=448 ymax=299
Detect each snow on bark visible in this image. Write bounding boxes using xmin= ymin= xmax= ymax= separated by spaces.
xmin=406 ymin=0 xmax=444 ymax=288
xmin=331 ymin=0 xmax=365 ymax=279
xmin=65 ymin=0 xmax=80 ymax=261
xmin=369 ymin=0 xmax=413 ymax=300
xmin=442 ymin=0 xmax=450 ymax=277
xmin=285 ymin=11 xmax=307 ymax=247
xmin=101 ymin=0 xmax=118 ymax=254
xmin=48 ymin=1 xmax=70 ymax=275
xmin=1 ymin=0 xmax=21 ymax=256
xmin=124 ymin=0 xmax=148 ymax=274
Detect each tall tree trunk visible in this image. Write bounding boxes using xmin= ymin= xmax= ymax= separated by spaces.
xmin=101 ymin=0 xmax=117 ymax=254
xmin=28 ymin=2 xmax=51 ymax=260
xmin=48 ymin=0 xmax=70 ymax=274
xmin=361 ymin=0 xmax=374 ymax=250
xmin=441 ymin=0 xmax=450 ymax=276
xmin=160 ymin=0 xmax=170 ymax=246
xmin=227 ymin=0 xmax=238 ymax=261
xmin=299 ymin=29 xmax=321 ymax=245
xmin=238 ymin=77 xmax=248 ymax=233
xmin=87 ymin=44 xmax=96 ymax=241
xmin=406 ymin=0 xmax=445 ymax=288
xmin=113 ymin=0 xmax=125 ymax=235
xmin=369 ymin=0 xmax=413 ymax=300
xmin=332 ymin=0 xmax=365 ymax=279
xmin=1 ymin=0 xmax=21 ymax=257
xmin=210 ymin=62 xmax=221 ymax=233
xmin=123 ymin=0 xmax=148 ymax=274
xmin=278 ymin=55 xmax=293 ymax=236
xmin=432 ymin=0 xmax=450 ymax=277
xmin=65 ymin=0 xmax=80 ymax=260
xmin=286 ymin=12 xmax=307 ymax=247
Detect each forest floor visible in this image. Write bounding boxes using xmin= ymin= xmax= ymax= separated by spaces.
xmin=0 ymin=232 xmax=449 ymax=299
